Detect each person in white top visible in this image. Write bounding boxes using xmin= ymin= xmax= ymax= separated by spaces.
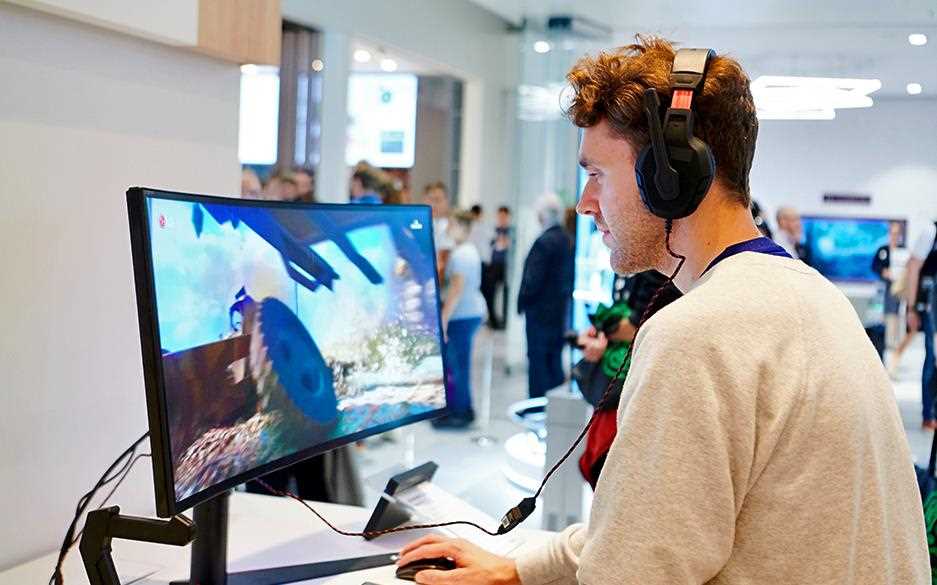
xmin=423 ymin=182 xmax=455 ymax=270
xmin=398 ymin=37 xmax=928 ymax=585
xmin=435 ymin=210 xmax=488 ymax=429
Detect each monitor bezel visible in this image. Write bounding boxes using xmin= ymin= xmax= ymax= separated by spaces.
xmin=127 ymin=187 xmax=450 ymax=517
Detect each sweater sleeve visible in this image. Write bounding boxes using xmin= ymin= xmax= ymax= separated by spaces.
xmin=515 ymin=524 xmax=587 ymax=585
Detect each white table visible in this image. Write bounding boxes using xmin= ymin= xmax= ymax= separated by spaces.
xmin=1 ymin=492 xmax=554 ymax=585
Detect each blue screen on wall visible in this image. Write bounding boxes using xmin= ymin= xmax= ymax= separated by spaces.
xmin=801 ymin=216 xmax=905 ymax=283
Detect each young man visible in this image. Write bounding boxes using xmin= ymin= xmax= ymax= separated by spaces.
xmin=398 ymin=37 xmax=928 ymax=585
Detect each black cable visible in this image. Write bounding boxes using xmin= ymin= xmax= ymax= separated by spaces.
xmin=50 ymin=432 xmax=149 ymax=585
xmin=532 ymin=219 xmax=684 ymax=500
xmin=256 ymin=479 xmax=501 ymax=538
xmin=68 ymin=454 xmax=152 ymax=547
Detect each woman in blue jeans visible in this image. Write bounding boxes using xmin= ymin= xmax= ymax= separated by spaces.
xmin=435 ymin=210 xmax=487 ymax=429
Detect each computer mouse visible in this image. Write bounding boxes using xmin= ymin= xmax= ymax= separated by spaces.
xmin=395 ymin=556 xmax=457 ymax=581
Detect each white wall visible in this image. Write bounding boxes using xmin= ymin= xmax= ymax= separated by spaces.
xmin=751 ymin=99 xmax=937 ymax=248
xmin=0 ymin=3 xmax=240 ymax=569
xmin=4 ymin=0 xmax=198 ymax=45
xmin=282 ymin=0 xmax=518 ymax=210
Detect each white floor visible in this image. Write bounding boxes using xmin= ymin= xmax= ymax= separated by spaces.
xmin=354 ymin=327 xmax=934 ymax=529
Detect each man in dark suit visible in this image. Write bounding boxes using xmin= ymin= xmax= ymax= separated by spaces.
xmin=518 ymin=194 xmax=574 ymax=398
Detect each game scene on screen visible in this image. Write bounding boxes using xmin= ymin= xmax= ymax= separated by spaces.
xmin=147 ymin=198 xmax=446 ymax=501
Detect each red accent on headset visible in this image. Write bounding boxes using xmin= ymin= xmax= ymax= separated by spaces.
xmin=671 ymin=89 xmax=693 ymax=109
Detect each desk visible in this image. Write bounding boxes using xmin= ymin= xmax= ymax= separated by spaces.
xmin=1 ymin=492 xmax=554 ymax=585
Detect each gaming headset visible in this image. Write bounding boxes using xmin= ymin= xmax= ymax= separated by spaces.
xmin=635 ymin=48 xmax=716 ymax=220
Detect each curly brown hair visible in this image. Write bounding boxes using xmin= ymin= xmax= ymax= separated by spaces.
xmin=566 ymin=36 xmax=758 ymax=207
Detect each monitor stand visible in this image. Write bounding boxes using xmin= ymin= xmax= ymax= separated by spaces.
xmin=170 ymin=491 xmax=399 ymax=585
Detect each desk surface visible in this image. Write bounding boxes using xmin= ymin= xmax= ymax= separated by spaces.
xmin=2 ymin=492 xmax=554 ymax=585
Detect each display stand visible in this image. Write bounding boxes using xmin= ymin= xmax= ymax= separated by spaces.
xmin=362 ymin=462 xmax=438 ymax=539
xmin=80 ymin=506 xmax=196 ymax=585
xmin=169 ymin=491 xmax=398 ymax=585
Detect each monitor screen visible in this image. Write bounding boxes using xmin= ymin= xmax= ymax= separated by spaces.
xmin=128 ymin=189 xmax=447 ymax=516
xmin=801 ymin=216 xmax=906 ymax=283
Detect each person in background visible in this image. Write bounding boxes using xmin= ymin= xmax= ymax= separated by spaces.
xmin=263 ymin=172 xmax=299 ymax=202
xmin=518 ymin=194 xmax=574 ymax=399
xmin=349 ymin=164 xmax=383 ymax=204
xmin=241 ymin=168 xmax=262 ymax=199
xmin=423 ymin=181 xmax=454 ymax=279
xmin=483 ymin=206 xmax=513 ymax=330
xmin=435 ymin=210 xmax=487 ymax=429
xmin=468 ymin=204 xmax=494 ymax=265
xmin=872 ymin=222 xmax=903 ymax=363
xmin=774 ymin=205 xmax=808 ymax=262
xmin=292 ymin=167 xmax=315 ymax=202
xmin=563 ymin=206 xmax=579 ymax=251
xmin=750 ymin=200 xmax=773 ymax=239
xmin=905 ymin=219 xmax=937 ymax=429
xmin=467 ymin=204 xmax=494 ymax=320
xmin=575 ymin=270 xmax=681 ymax=488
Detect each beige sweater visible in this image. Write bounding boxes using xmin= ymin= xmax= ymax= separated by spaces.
xmin=516 ymin=253 xmax=929 ymax=584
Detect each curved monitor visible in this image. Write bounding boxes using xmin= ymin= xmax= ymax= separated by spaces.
xmin=127 ymin=188 xmax=448 ymax=517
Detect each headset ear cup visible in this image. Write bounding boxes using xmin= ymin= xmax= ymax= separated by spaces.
xmin=678 ymin=137 xmax=715 ymax=216
xmin=635 ymin=144 xmax=665 ymax=217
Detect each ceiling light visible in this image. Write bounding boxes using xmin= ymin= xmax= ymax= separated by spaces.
xmin=311 ymin=59 xmax=324 ymax=72
xmin=751 ymin=76 xmax=881 ymax=121
xmin=534 ymin=41 xmax=552 ymax=54
xmin=240 ymin=64 xmax=259 ymax=75
xmin=380 ymin=58 xmax=398 ymax=72
xmin=909 ymin=33 xmax=928 ymax=46
xmin=907 ymin=82 xmax=923 ymax=95
xmin=353 ymin=49 xmax=372 ymax=63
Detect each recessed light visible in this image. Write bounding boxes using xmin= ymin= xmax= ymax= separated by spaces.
xmin=380 ymin=58 xmax=398 ymax=72
xmin=534 ymin=41 xmax=552 ymax=54
xmin=311 ymin=59 xmax=324 ymax=72
xmin=909 ymin=33 xmax=928 ymax=46
xmin=353 ymin=49 xmax=372 ymax=63
xmin=907 ymin=82 xmax=923 ymax=95
xmin=240 ymin=64 xmax=259 ymax=75
xmin=751 ymin=76 xmax=881 ymax=120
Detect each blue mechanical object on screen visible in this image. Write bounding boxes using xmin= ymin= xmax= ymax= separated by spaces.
xmin=127 ymin=188 xmax=448 ymax=517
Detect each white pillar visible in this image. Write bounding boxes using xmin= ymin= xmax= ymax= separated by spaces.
xmin=458 ymin=79 xmax=484 ymax=208
xmin=316 ymin=31 xmax=350 ymax=204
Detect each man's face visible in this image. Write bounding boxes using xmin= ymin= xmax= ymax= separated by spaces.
xmin=779 ymin=212 xmax=802 ymax=240
xmin=424 ymin=188 xmax=449 ymax=218
xmin=577 ymin=120 xmax=665 ymax=274
xmin=350 ymin=177 xmax=364 ymax=198
xmin=889 ymin=223 xmax=902 ymax=247
xmin=496 ymin=210 xmax=511 ymax=227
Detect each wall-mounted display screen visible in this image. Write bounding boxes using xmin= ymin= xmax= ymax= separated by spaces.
xmin=346 ymin=74 xmax=418 ymax=168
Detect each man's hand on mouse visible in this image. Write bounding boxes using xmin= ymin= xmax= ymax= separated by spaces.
xmin=397 ymin=535 xmax=521 ymax=585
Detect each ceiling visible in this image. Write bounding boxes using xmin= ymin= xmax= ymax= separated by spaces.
xmin=468 ymin=0 xmax=937 ymax=98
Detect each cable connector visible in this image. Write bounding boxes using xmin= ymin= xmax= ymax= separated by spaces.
xmin=497 ymin=497 xmax=536 ymax=535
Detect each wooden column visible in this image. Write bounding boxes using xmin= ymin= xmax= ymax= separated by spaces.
xmin=197 ymin=0 xmax=281 ymax=65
